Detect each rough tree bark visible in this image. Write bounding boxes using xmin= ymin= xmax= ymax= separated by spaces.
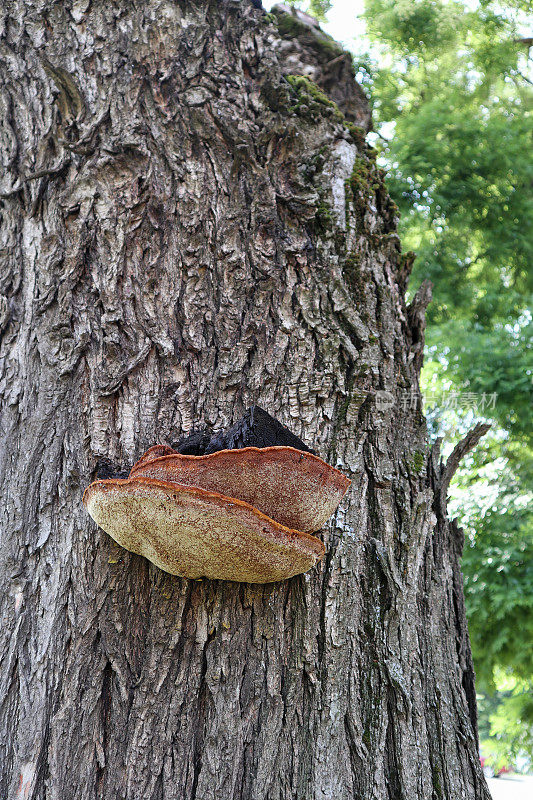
xmin=0 ymin=1 xmax=490 ymax=798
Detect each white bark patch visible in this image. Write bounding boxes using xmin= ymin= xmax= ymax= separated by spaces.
xmin=324 ymin=140 xmax=357 ymax=231
xmin=14 ymin=590 xmax=23 ymax=613
xmin=15 ymin=762 xmax=36 ymax=800
xmin=70 ymin=0 xmax=90 ymax=24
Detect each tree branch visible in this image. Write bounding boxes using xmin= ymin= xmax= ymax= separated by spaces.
xmin=440 ymin=422 xmax=491 ymax=505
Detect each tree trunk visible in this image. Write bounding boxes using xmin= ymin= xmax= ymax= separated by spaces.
xmin=0 ymin=2 xmax=490 ymax=798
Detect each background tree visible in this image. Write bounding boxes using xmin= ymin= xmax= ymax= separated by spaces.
xmin=0 ymin=2 xmax=492 ymax=798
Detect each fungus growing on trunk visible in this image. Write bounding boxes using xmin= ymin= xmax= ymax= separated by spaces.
xmin=83 ymin=408 xmax=350 ymax=583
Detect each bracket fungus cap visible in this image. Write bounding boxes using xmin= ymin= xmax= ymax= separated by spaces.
xmin=129 ymin=445 xmax=350 ymax=533
xmin=83 ymin=477 xmax=325 ymax=583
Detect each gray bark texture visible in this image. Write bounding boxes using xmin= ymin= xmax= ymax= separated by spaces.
xmin=0 ymin=1 xmax=490 ymax=799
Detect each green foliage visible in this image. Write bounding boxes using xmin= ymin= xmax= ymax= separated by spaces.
xmin=386 ymin=108 xmax=533 ymax=315
xmin=365 ymin=0 xmax=460 ymax=54
xmin=460 ymin=479 xmax=533 ymax=689
xmin=427 ymin=316 xmax=533 ymax=464
xmin=366 ymin=7 xmax=533 ymax=320
xmin=478 ymin=676 xmax=533 ymax=767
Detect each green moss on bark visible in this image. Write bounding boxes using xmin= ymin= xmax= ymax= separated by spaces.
xmin=345 ymin=157 xmax=372 ymax=219
xmin=412 ymin=451 xmax=425 ymax=474
xmin=313 ymin=199 xmax=334 ymax=235
xmin=346 ymin=122 xmax=367 ymax=149
xmin=273 ymin=9 xmax=345 ymax=60
xmin=286 ymin=75 xmax=344 ymax=123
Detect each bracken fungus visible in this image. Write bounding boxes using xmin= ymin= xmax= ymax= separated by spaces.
xmin=83 ymin=438 xmax=350 ymax=583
